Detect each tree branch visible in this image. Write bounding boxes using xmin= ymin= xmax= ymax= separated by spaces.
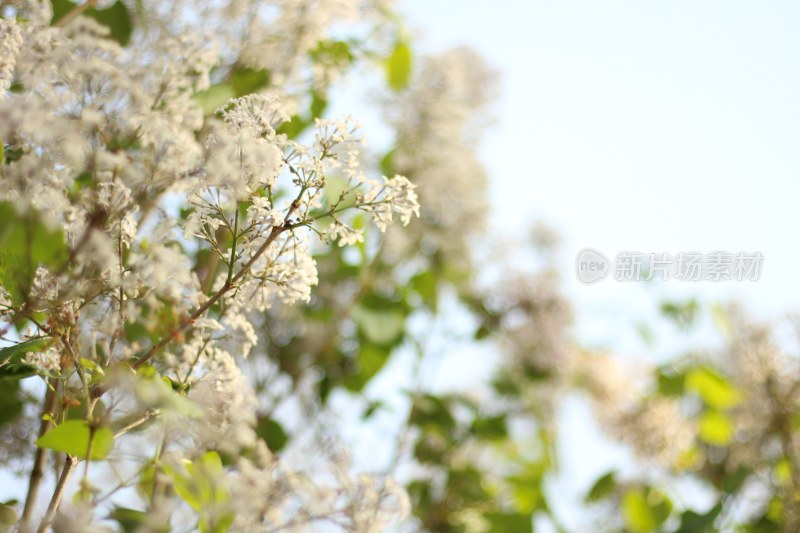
xmin=20 ymin=379 xmax=59 ymax=532
xmin=53 ymin=0 xmax=97 ymax=28
xmin=36 ymin=455 xmax=78 ymax=533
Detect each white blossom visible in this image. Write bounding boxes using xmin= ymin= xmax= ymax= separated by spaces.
xmin=358 ymin=175 xmax=420 ymax=232
xmin=0 ymin=18 xmax=22 ymax=96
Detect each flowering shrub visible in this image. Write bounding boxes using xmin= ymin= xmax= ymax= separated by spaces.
xmin=0 ymin=0 xmax=417 ymax=531
xmin=1 ymin=2 xmax=798 ymax=533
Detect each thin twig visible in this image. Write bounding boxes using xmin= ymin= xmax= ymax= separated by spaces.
xmin=114 ymin=409 xmax=159 ymax=439
xmin=53 ymin=0 xmax=97 ymax=28
xmin=37 ymin=455 xmax=78 ymax=533
xmin=129 ymin=211 xmax=296 ymax=372
xmin=20 ymin=379 xmax=59 ymax=532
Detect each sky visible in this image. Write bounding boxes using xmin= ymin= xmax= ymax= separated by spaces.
xmin=395 ymin=0 xmax=800 ymax=333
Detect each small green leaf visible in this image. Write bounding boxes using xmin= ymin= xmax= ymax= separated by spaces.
xmin=256 ymin=417 xmax=288 ymax=453
xmin=230 ymin=67 xmax=271 ymax=97
xmin=470 ymin=414 xmax=507 ymax=441
xmin=410 ymin=394 xmax=456 ymax=432
xmin=660 ymin=299 xmax=699 ymax=329
xmin=135 ymin=373 xmax=201 ymax=416
xmin=0 ymin=363 xmax=38 ymax=380
xmin=698 ymin=410 xmax=734 ymax=446
xmin=0 ymin=504 xmax=16 ymax=526
xmin=386 ymin=40 xmax=412 ymax=91
xmin=310 ymin=90 xmax=328 ymax=119
xmin=111 ymin=507 xmax=168 ymax=533
xmin=351 ymin=305 xmax=404 ymax=346
xmin=585 ymin=471 xmax=616 ymax=502
xmin=621 ymin=487 xmax=673 ymax=533
xmin=675 ymin=504 xmax=722 ymax=533
xmin=0 ymin=338 xmax=50 ymax=364
xmin=686 ymin=367 xmax=741 ymax=410
xmin=165 ymin=451 xmax=230 ymax=526
xmin=0 ymin=381 xmax=24 ymax=425
xmin=309 ymin=40 xmax=354 ymax=67
xmin=88 ymin=1 xmax=132 ymax=45
xmin=0 ymin=202 xmax=70 ymax=305
xmin=193 ymin=84 xmax=236 ymax=115
xmin=485 ymin=512 xmax=532 ymax=533
xmin=51 ymin=0 xmax=133 ymax=46
xmin=378 ymin=149 xmax=394 ymax=176
xmin=36 ymin=420 xmax=114 ymax=460
xmin=0 ymin=339 xmax=46 ymax=381
xmin=409 ymin=270 xmax=438 ymax=310
xmin=656 ymin=368 xmax=686 ymax=397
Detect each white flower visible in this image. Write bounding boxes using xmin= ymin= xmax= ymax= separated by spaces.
xmin=359 ymin=175 xmax=420 ymax=232
xmin=327 ymin=221 xmax=364 ymax=247
xmin=0 ymin=18 xmax=22 ymax=96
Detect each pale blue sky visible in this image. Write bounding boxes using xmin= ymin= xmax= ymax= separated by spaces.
xmin=397 ymin=0 xmax=800 ymax=336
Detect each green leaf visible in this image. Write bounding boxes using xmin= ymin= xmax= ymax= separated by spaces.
xmin=470 ymin=414 xmax=507 ymax=441
xmin=623 ymin=488 xmax=673 ymax=533
xmin=0 ymin=338 xmax=50 ymax=365
xmin=675 ymin=504 xmax=722 ymax=533
xmin=0 ymin=339 xmax=48 ymax=380
xmin=686 ymin=366 xmax=741 ymax=410
xmin=656 ymin=367 xmax=686 ymax=397
xmin=111 ymin=507 xmax=168 ymax=533
xmin=0 ymin=381 xmax=24 ymax=425
xmin=256 ymin=417 xmax=288 ymax=453
xmin=135 ymin=372 xmax=201 ymax=416
xmin=88 ymin=1 xmax=132 ymax=45
xmin=0 ymin=362 xmax=38 ymax=380
xmin=36 ymin=420 xmax=114 ymax=460
xmin=0 ymin=202 xmax=70 ymax=305
xmin=51 ymin=0 xmax=133 ymax=46
xmin=276 ymin=114 xmax=310 ymax=139
xmin=351 ymin=305 xmax=404 ymax=346
xmin=485 ymin=512 xmax=532 ymax=533
xmin=585 ymin=471 xmax=616 ymax=502
xmin=410 ymin=394 xmax=456 ymax=432
xmin=194 ymin=84 xmax=236 ymax=116
xmin=623 ymin=490 xmax=655 ymax=532
xmin=378 ymin=149 xmax=394 ymax=176
xmin=309 ymin=40 xmax=354 ymax=67
xmin=660 ymin=299 xmax=699 ymax=329
xmin=448 ymin=467 xmax=489 ymax=503
xmin=165 ymin=451 xmax=232 ymax=533
xmin=230 ymin=67 xmax=271 ymax=97
xmin=0 ymin=504 xmax=16 ymax=526
xmin=698 ymin=410 xmax=734 ymax=446
xmin=723 ymin=466 xmax=750 ymax=493
xmin=310 ymin=90 xmax=328 ymax=119
xmin=386 ymin=40 xmax=412 ymax=91
xmin=409 ymin=270 xmax=438 ymax=310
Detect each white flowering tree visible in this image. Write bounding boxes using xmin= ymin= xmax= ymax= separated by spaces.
xmin=0 ymin=0 xmax=418 ymax=531
xmin=1 ymin=1 xmax=798 ymax=533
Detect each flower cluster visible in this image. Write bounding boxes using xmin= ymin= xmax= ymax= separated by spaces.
xmin=0 ymin=0 xmax=417 ymax=530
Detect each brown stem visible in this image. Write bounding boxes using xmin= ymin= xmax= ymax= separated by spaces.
xmin=20 ymin=379 xmax=59 ymax=532
xmin=53 ymin=0 xmax=97 ymax=28
xmin=36 ymin=455 xmax=77 ymax=533
xmin=130 ymin=221 xmax=289 ymax=372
